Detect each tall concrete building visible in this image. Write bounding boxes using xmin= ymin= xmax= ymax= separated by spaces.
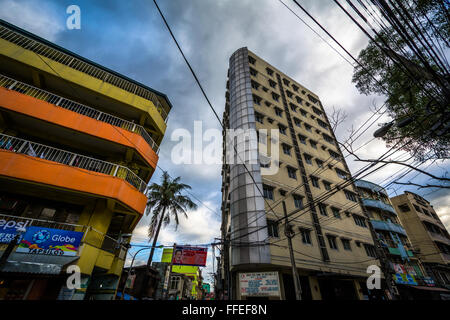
xmin=218 ymin=48 xmax=382 ymax=300
xmin=0 ymin=20 xmax=171 ymax=299
xmin=355 ymin=180 xmax=430 ymax=298
xmin=390 ymin=192 xmax=450 ymax=290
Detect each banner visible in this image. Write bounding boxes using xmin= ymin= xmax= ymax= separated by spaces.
xmin=0 ymin=219 xmax=31 ymax=243
xmin=239 ymin=272 xmax=280 ymax=297
xmin=172 ymin=246 xmax=208 ymax=266
xmin=393 ymin=273 xmax=417 ymax=285
xmin=17 ymin=226 xmax=84 ymax=256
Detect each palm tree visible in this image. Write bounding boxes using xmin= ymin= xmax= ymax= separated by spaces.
xmin=144 ymin=171 xmax=197 ymax=268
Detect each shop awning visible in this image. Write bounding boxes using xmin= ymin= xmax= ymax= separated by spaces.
xmin=0 ymin=252 xmax=79 ymax=275
xmin=407 ymin=285 xmax=450 ymax=293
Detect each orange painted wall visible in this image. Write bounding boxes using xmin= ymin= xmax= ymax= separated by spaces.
xmin=0 ymin=151 xmax=147 ymax=214
xmin=0 ymin=87 xmax=158 ymax=169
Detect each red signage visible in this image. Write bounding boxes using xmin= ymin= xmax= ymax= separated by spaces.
xmin=172 ymin=246 xmax=208 ymax=266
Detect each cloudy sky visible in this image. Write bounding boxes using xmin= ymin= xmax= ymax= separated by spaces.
xmin=1 ymin=0 xmax=448 ymax=287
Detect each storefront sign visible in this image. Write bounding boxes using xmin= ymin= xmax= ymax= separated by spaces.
xmin=0 ymin=219 xmax=30 ymax=243
xmin=172 ymin=246 xmax=208 ymax=267
xmin=16 ymin=226 xmax=83 ymax=256
xmin=239 ymin=272 xmax=280 ymax=297
xmin=423 ymin=277 xmax=435 ymax=287
xmin=393 ymin=273 xmax=417 ymax=285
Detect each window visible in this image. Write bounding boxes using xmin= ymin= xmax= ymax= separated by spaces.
xmin=253 ymin=94 xmax=262 ymax=105
xmin=272 ymin=92 xmax=280 ymax=102
xmin=286 ymin=91 xmax=293 ymax=98
xmin=331 ymin=207 xmax=341 ymax=219
xmin=279 ymin=189 xmax=287 ymax=196
xmin=249 ymin=67 xmax=258 ymax=76
xmin=298 ymin=135 xmax=307 ymax=144
xmin=364 ymin=244 xmax=377 ymax=257
xmin=294 ymin=118 xmax=301 ymax=127
xmin=323 ymin=181 xmax=331 ymax=190
xmin=296 ymin=96 xmax=303 ymax=104
xmin=255 ymin=112 xmax=264 ymax=124
xmin=248 ymin=56 xmax=256 ymax=65
xmin=300 ymin=109 xmax=308 ymax=117
xmin=344 ymin=190 xmax=358 ymax=202
xmin=292 ymin=84 xmax=299 ymax=92
xmin=266 ymin=68 xmax=274 ymax=76
xmin=300 ymin=228 xmax=312 ymax=244
xmin=311 ymin=176 xmax=320 ymax=188
xmin=40 ymin=208 xmax=56 ymax=220
xmin=267 ymin=219 xmax=279 ymax=238
xmin=316 ymin=159 xmax=324 ymax=168
xmin=305 ymin=123 xmax=312 ymax=132
xmin=317 ymin=119 xmax=328 ymax=130
xmin=268 ymin=79 xmax=276 ymax=88
xmin=323 ymin=134 xmax=334 ymax=145
xmin=336 ymin=169 xmax=348 ymax=180
xmin=282 ymin=144 xmax=291 ymax=155
xmin=318 ymin=203 xmax=328 ymax=216
xmin=251 ymin=80 xmax=260 ymax=90
xmin=312 ymin=107 xmax=323 ymax=116
xmin=329 ymin=150 xmax=341 ymax=160
xmin=287 ymin=167 xmax=297 ymax=179
xmin=293 ymin=195 xmax=303 ymax=209
xmin=353 ymin=215 xmax=367 ymax=228
xmin=290 ymin=103 xmax=298 ymax=112
xmin=283 ymin=78 xmax=290 ymax=86
xmin=327 ymin=235 xmax=338 ymax=250
xmin=275 ymin=107 xmax=283 ymax=117
xmin=310 ymin=140 xmax=317 ymax=149
xmin=413 ymin=204 xmax=422 ymax=212
xmin=304 ymin=154 xmax=313 ymax=165
xmin=263 ymin=185 xmax=274 ymax=200
xmin=342 ymin=239 xmax=352 ymax=251
xmin=170 ymin=276 xmax=181 ymax=290
xmin=278 ymin=125 xmax=287 ymax=135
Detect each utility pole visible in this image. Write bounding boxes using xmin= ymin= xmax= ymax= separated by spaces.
xmin=163 ymin=243 xmax=176 ymax=300
xmin=282 ymin=201 xmax=302 ymax=300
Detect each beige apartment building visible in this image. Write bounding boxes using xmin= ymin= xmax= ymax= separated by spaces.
xmin=390 ymin=191 xmax=450 ymax=290
xmin=218 ymin=48 xmax=383 ymax=300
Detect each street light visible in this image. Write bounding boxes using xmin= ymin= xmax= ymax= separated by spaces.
xmin=373 ymin=116 xmax=415 ymax=138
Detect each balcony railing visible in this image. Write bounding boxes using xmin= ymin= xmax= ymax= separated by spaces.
xmin=0 ymin=133 xmax=147 ymax=193
xmin=0 ymin=24 xmax=169 ymax=121
xmin=361 ymin=198 xmax=397 ymax=215
xmin=354 ymin=179 xmax=388 ymax=196
xmin=0 ymin=213 xmax=126 ymax=254
xmin=0 ymin=74 xmax=160 ymax=154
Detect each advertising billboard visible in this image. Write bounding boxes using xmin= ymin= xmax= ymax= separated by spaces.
xmin=17 ymin=226 xmax=84 ymax=256
xmin=172 ymin=246 xmax=208 ymax=267
xmin=393 ymin=273 xmax=417 ymax=285
xmin=239 ymin=272 xmax=280 ymax=297
xmin=0 ymin=219 xmax=31 ymax=243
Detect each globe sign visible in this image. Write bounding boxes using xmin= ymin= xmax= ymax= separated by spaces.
xmin=32 ymin=229 xmax=51 ymax=244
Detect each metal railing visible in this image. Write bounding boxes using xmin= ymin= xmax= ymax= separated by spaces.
xmin=0 ymin=213 xmax=126 ymax=253
xmin=0 ymin=24 xmax=170 ymax=121
xmin=0 ymin=133 xmax=147 ymax=193
xmin=0 ymin=74 xmax=160 ymax=154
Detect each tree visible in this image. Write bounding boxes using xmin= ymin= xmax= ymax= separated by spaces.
xmin=352 ymin=0 xmax=449 ymax=161
xmin=138 ymin=171 xmax=197 ymax=299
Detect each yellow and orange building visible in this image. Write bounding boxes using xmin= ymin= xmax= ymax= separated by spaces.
xmin=0 ymin=20 xmax=171 ymax=300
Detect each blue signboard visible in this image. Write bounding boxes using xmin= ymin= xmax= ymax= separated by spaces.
xmin=393 ymin=273 xmax=418 ymax=285
xmin=0 ymin=219 xmax=31 ymax=244
xmin=16 ymin=226 xmax=84 ymax=256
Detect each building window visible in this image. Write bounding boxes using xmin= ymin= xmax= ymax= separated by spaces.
xmin=251 ymin=80 xmax=260 ymax=90
xmin=248 ymin=56 xmax=256 ymax=65
xmin=272 ymin=92 xmax=280 ymax=102
xmin=170 ymin=276 xmax=181 ymax=290
xmin=249 ymin=67 xmax=258 ymax=76
xmin=311 ymin=176 xmax=320 ymax=188
xmin=282 ymin=144 xmax=291 ymax=155
xmin=253 ymin=94 xmax=262 ymax=106
xmin=283 ymin=78 xmax=290 ymax=86
xmin=263 ymin=185 xmax=274 ymax=200
xmin=287 ymin=167 xmax=297 ymax=179
xmin=267 ymin=219 xmax=279 ymax=238
xmin=323 ymin=181 xmax=331 ymax=190
xmin=305 ymin=124 xmax=312 ymax=132
xmin=310 ymin=140 xmax=317 ymax=149
xmin=317 ymin=119 xmax=328 ymax=130
xmin=329 ymin=150 xmax=341 ymax=160
xmin=318 ymin=203 xmax=328 ymax=216
xmin=292 ymin=84 xmax=299 ymax=92
xmin=255 ymin=112 xmax=264 ymax=124
xmin=342 ymin=239 xmax=352 ymax=251
xmin=275 ymin=107 xmax=283 ymax=117
xmin=278 ymin=125 xmax=287 ymax=135
xmin=353 ymin=215 xmax=367 ymax=228
xmin=286 ymin=91 xmax=293 ymax=98
xmin=323 ymin=134 xmax=334 ymax=145
xmin=293 ymin=195 xmax=303 ymax=209
xmin=296 ymin=96 xmax=303 ymax=104
xmin=300 ymin=109 xmax=308 ymax=117
xmin=298 ymin=135 xmax=307 ymax=144
xmin=413 ymin=204 xmax=422 ymax=212
xmin=364 ymin=244 xmax=377 ymax=257
xmin=266 ymin=68 xmax=274 ymax=76
xmin=312 ymin=107 xmax=323 ymax=116
xmin=331 ymin=207 xmax=341 ymax=219
xmin=294 ymin=118 xmax=301 ymax=127
xmin=316 ymin=159 xmax=324 ymax=168
xmin=336 ymin=169 xmax=348 ymax=179
xmin=300 ymin=228 xmax=312 ymax=245
xmin=268 ymin=79 xmax=276 ymax=88
xmin=344 ymin=190 xmax=358 ymax=202
xmin=327 ymin=235 xmax=338 ymax=250
xmin=304 ymin=154 xmax=313 ymax=165
xmin=290 ymin=103 xmax=297 ymax=112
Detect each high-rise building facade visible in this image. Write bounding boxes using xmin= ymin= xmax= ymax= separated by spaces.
xmin=0 ymin=20 xmax=171 ymax=299
xmin=355 ymin=180 xmax=429 ymax=297
xmin=219 ymin=47 xmax=382 ymax=300
xmin=390 ymin=191 xmax=450 ymax=290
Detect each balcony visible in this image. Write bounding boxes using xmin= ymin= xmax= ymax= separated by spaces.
xmin=0 ymin=74 xmax=159 ymax=154
xmin=361 ymin=198 xmax=397 ymax=215
xmin=371 ymin=220 xmax=407 ymax=236
xmin=429 ymin=232 xmax=450 ymax=246
xmin=0 ymin=134 xmax=148 ymax=214
xmin=354 ymin=179 xmax=388 ymax=196
xmin=0 ymin=22 xmax=170 ymax=122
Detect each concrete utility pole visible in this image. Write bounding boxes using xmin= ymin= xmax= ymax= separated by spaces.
xmin=283 ymin=201 xmax=302 ymax=300
xmin=163 ymin=243 xmax=176 ymax=300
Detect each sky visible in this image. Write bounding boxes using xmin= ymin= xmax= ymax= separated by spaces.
xmin=1 ymin=0 xmax=448 ymax=288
